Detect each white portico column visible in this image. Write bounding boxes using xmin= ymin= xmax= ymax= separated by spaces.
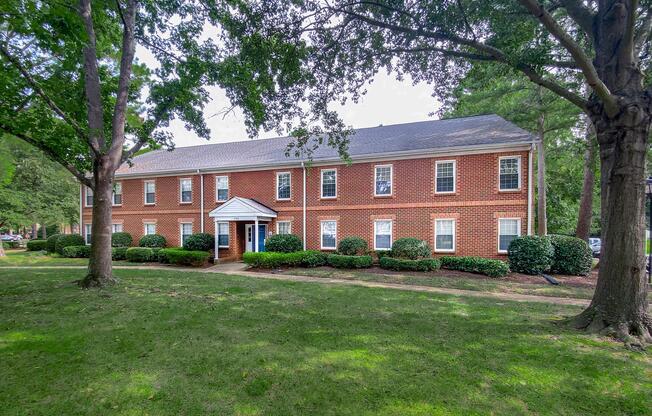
xmin=254 ymin=218 xmax=259 ymax=252
xmin=214 ymin=220 xmax=219 ymax=263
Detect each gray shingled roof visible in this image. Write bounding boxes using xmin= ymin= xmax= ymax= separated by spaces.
xmin=116 ymin=114 xmax=534 ymax=177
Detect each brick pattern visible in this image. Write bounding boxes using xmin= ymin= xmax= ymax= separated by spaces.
xmin=83 ymin=150 xmax=531 ymax=260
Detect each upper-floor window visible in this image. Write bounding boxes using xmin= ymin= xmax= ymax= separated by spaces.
xmin=277 ymin=221 xmax=291 ymax=235
xmin=499 ymin=156 xmax=521 ymax=191
xmin=217 ymin=222 xmax=229 ymax=247
xmin=180 ymin=222 xmax=192 ymax=246
xmin=276 ymin=172 xmax=291 ymax=200
xmin=498 ymin=218 xmax=521 ymax=253
xmin=112 ymin=182 xmax=122 ymax=206
xmin=85 ymin=186 xmax=93 ymax=207
xmin=434 ymin=219 xmax=456 ymax=252
xmin=144 ymin=181 xmax=156 ymax=205
xmin=216 ymin=176 xmax=229 ymax=202
xmin=144 ymin=222 xmax=156 ymax=235
xmin=374 ymin=220 xmax=392 ymax=250
xmin=84 ymin=224 xmax=92 ymax=244
xmin=180 ymin=178 xmax=192 ymax=203
xmin=321 ymin=169 xmax=337 ymax=199
xmin=435 ymin=160 xmax=456 ymax=194
xmin=320 ymin=220 xmax=337 ymax=249
xmin=375 ymin=165 xmax=392 ymax=196
xmin=111 ymin=223 xmax=123 ymax=233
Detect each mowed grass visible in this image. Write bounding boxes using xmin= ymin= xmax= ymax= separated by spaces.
xmin=1 ymin=268 xmax=651 ymax=415
xmin=0 ymin=250 xmax=141 ymax=267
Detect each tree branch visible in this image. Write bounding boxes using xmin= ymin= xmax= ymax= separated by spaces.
xmin=518 ymin=0 xmax=618 ymax=116
xmin=0 ymin=123 xmax=92 ymax=187
xmin=0 ymin=44 xmax=88 ymax=142
xmin=78 ymin=0 xmax=105 ymax=153
xmin=619 ymin=0 xmax=639 ymax=67
xmin=559 ymin=0 xmax=596 ymax=39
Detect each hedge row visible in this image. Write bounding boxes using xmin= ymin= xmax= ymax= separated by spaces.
xmin=266 ymin=234 xmax=303 ymax=253
xmin=379 ymin=256 xmax=440 ymax=272
xmin=26 ymin=239 xmax=48 ymax=251
xmin=62 ymin=245 xmax=91 ymax=258
xmin=158 ymin=248 xmax=211 ymax=267
xmin=55 ymin=234 xmax=85 ymax=255
xmin=507 ymin=234 xmax=592 ymax=276
xmin=327 ymin=254 xmax=373 ymax=269
xmin=440 ymin=256 xmax=510 ymax=278
xmin=243 ymin=250 xmax=328 ymax=268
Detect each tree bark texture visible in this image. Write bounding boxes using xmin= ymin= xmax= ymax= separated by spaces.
xmin=536 ymin=111 xmax=547 ymax=236
xmin=575 ymin=122 xmax=596 ymax=241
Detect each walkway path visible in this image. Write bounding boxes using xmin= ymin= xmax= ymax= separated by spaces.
xmin=2 ymin=263 xmax=591 ymax=307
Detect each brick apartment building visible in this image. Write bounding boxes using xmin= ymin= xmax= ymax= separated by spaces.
xmin=81 ymin=115 xmax=536 ymax=261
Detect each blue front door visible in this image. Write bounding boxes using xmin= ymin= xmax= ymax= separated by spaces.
xmin=258 ymin=224 xmax=267 ymax=252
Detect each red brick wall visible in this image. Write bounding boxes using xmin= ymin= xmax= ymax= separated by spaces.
xmin=82 ymin=150 xmax=531 ymax=260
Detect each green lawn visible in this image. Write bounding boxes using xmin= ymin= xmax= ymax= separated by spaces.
xmin=1 ymin=268 xmax=650 ymax=415
xmin=0 ymin=250 xmax=141 ymax=267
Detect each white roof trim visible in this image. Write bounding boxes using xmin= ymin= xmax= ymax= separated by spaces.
xmin=208 ymin=197 xmax=277 ymax=220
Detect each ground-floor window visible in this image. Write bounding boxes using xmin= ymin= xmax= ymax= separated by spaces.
xmin=320 ymin=220 xmax=337 ymax=249
xmin=434 ymin=219 xmax=456 ymax=252
xmin=374 ymin=220 xmax=392 ymax=250
xmin=277 ymin=221 xmax=291 ymax=235
xmin=84 ymin=224 xmax=92 ymax=244
xmin=111 ymin=223 xmax=123 ymax=233
xmin=144 ymin=223 xmax=156 ymax=235
xmin=498 ymin=218 xmax=521 ymax=253
xmin=217 ymin=222 xmax=229 ymax=247
xmin=180 ymin=223 xmax=193 ymax=246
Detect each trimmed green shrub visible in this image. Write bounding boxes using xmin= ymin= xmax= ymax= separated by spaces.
xmin=55 ymin=234 xmax=86 ymax=255
xmin=4 ymin=241 xmax=21 ymax=249
xmin=183 ymin=233 xmax=214 ymax=251
xmin=158 ymin=248 xmax=210 ymax=267
xmin=62 ymin=245 xmax=91 ymax=258
xmin=111 ymin=246 xmax=128 ymax=261
xmin=139 ymin=234 xmax=166 ymax=248
xmin=440 ymin=256 xmax=510 ymax=278
xmin=242 ymin=251 xmax=301 ymax=268
xmin=327 ymin=254 xmax=373 ymax=269
xmin=111 ymin=232 xmax=133 ymax=247
xmin=374 ymin=250 xmax=391 ymax=260
xmin=390 ymin=238 xmax=431 ymax=259
xmin=126 ymin=247 xmax=154 ymax=262
xmin=265 ymin=234 xmax=303 ymax=253
xmin=301 ymin=250 xmax=328 ymax=267
xmin=549 ymin=234 xmax=593 ymax=276
xmin=46 ymin=234 xmax=61 ymax=253
xmin=379 ymin=256 xmax=440 ymax=272
xmin=507 ymin=236 xmax=554 ymax=275
xmin=26 ymin=239 xmax=48 ymax=251
xmin=337 ymin=236 xmax=368 ymax=256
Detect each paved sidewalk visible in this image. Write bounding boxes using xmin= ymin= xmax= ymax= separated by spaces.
xmin=1 ymin=263 xmax=591 ymax=307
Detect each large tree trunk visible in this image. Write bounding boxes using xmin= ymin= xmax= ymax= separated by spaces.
xmin=575 ymin=122 xmax=596 ymax=241
xmin=79 ymin=157 xmax=116 ymax=288
xmin=573 ymin=104 xmax=652 ymax=345
xmin=536 ymin=111 xmax=547 ymax=236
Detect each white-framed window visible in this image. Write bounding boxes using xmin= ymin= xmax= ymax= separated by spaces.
xmin=85 ymin=186 xmax=93 ymax=207
xmin=112 ymin=182 xmax=123 ymax=206
xmin=435 ymin=160 xmax=456 ymax=194
xmin=321 ymin=169 xmax=337 ymax=198
xmin=216 ymin=176 xmax=229 ymax=202
xmin=180 ymin=223 xmax=193 ymax=246
xmin=144 ymin=181 xmax=156 ymax=205
xmin=111 ymin=223 xmax=123 ymax=233
xmin=434 ymin=219 xmax=456 ymax=252
xmin=276 ymin=172 xmax=291 ymax=200
xmin=320 ymin=220 xmax=337 ymax=249
xmin=499 ymin=156 xmax=521 ymax=191
xmin=84 ymin=224 xmax=92 ymax=244
xmin=217 ymin=222 xmax=229 ymax=247
xmin=498 ymin=218 xmax=521 ymax=253
xmin=374 ymin=165 xmax=392 ymax=196
xmin=144 ymin=223 xmax=156 ymax=235
xmin=180 ymin=178 xmax=192 ymax=203
xmin=374 ymin=220 xmax=392 ymax=250
xmin=276 ymin=221 xmax=291 ymax=235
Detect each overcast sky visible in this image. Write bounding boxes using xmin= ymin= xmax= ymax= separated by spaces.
xmin=160 ymin=70 xmax=443 ymax=148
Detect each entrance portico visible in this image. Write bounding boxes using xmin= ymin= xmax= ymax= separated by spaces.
xmin=208 ymin=197 xmax=277 ymax=262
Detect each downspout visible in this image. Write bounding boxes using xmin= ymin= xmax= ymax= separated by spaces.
xmin=527 ymin=144 xmax=534 ymax=235
xmin=302 ymin=161 xmax=307 ymax=250
xmin=199 ymin=170 xmax=204 ymax=233
xmin=79 ymin=183 xmax=83 ymax=236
